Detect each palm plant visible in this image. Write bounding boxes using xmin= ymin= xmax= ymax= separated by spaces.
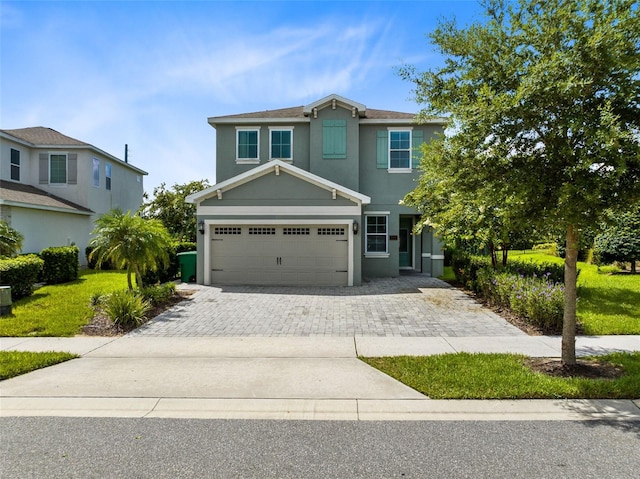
xmin=0 ymin=220 xmax=23 ymax=258
xmin=89 ymin=209 xmax=172 ymax=290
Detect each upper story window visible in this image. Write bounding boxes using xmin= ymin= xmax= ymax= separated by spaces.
xmin=322 ymin=120 xmax=346 ymax=159
xmin=92 ymin=158 xmax=100 ymax=187
xmin=50 ymin=153 xmax=67 ymax=184
xmin=236 ymin=127 xmax=260 ymax=163
xmin=389 ymin=130 xmax=411 ymax=169
xmin=365 ymin=215 xmax=388 ymax=254
xmin=10 ymin=148 xmax=20 ymax=181
xmin=106 ymin=163 xmax=112 ymax=191
xmin=269 ymin=127 xmax=293 ymax=162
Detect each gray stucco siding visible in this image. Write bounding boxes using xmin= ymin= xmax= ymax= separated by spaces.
xmin=200 ymin=171 xmax=357 ymax=207
xmin=308 ymin=107 xmax=359 ymax=191
xmin=215 ymin=124 xmax=311 ymax=183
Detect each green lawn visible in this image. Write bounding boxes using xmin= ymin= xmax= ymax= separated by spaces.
xmin=509 ymin=251 xmax=640 ymax=334
xmin=0 ymin=270 xmax=128 ymax=337
xmin=0 ymin=351 xmax=78 ymax=380
xmin=362 ymin=352 xmax=640 ymax=399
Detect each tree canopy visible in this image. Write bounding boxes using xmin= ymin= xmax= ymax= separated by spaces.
xmin=594 ymin=204 xmax=640 ymax=273
xmin=401 ymin=0 xmax=640 ymax=364
xmin=141 ymin=180 xmax=210 ymax=242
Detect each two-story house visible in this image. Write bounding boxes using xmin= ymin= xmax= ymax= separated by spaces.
xmin=0 ymin=127 xmax=147 ymax=262
xmin=186 ymin=94 xmax=444 ymax=286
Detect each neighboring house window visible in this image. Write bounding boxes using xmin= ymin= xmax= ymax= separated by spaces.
xmin=50 ymin=154 xmax=67 ymax=184
xmin=236 ymin=128 xmax=260 ymax=163
xmin=366 ymin=215 xmax=388 ymax=254
xmin=106 ymin=163 xmax=112 ymax=191
xmin=10 ymin=148 xmax=20 ymax=181
xmin=389 ymin=130 xmax=411 ymax=169
xmin=322 ymin=120 xmax=346 ymax=159
xmin=269 ymin=127 xmax=293 ymax=161
xmin=93 ymin=158 xmax=100 ymax=187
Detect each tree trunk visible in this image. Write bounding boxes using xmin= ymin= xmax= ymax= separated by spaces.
xmin=489 ymin=241 xmax=498 ymax=269
xmin=502 ymin=247 xmax=509 ymax=267
xmin=562 ymin=225 xmax=579 ymax=366
xmin=126 ymin=266 xmax=134 ymax=291
xmin=134 ymin=265 xmax=144 ymax=289
xmin=632 ymin=260 xmax=637 ymax=274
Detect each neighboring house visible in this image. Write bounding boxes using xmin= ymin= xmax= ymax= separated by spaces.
xmin=186 ymin=94 xmax=445 ymax=287
xmin=0 ymin=127 xmax=147 ymax=263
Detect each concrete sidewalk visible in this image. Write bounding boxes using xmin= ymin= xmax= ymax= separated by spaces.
xmin=1 ymin=335 xmax=639 ymax=421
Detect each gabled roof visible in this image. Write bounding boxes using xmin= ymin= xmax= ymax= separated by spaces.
xmin=207 ymin=94 xmax=446 ymax=126
xmin=0 ymin=127 xmax=148 ymax=176
xmin=0 ymin=127 xmax=89 ymax=146
xmin=302 ymin=94 xmax=367 ymax=117
xmin=186 ymin=160 xmax=371 ymax=206
xmin=0 ymin=180 xmax=93 ymax=215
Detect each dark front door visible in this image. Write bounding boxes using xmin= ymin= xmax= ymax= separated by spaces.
xmin=399 ymin=216 xmax=413 ymax=268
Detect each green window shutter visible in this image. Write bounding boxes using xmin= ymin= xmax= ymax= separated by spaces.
xmin=376 ymin=130 xmax=388 ymax=169
xmin=68 ymin=153 xmax=78 ymax=184
xmin=322 ymin=120 xmax=346 ymax=159
xmin=39 ymin=153 xmax=48 ymax=184
xmin=411 ymin=130 xmax=423 ymax=169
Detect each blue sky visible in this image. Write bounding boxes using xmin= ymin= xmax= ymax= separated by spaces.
xmin=1 ymin=0 xmax=483 ymax=194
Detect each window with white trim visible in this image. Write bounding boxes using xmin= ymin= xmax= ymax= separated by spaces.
xmin=10 ymin=148 xmax=20 ymax=181
xmin=92 ymin=158 xmax=100 ymax=187
xmin=236 ymin=128 xmax=260 ymax=162
xmin=389 ymin=130 xmax=411 ymax=169
xmin=269 ymin=128 xmax=293 ymax=161
xmin=366 ymin=216 xmax=388 ymax=253
xmin=105 ymin=163 xmax=112 ymax=191
xmin=50 ymin=153 xmax=67 ymax=184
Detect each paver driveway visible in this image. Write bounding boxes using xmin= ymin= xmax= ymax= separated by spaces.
xmin=130 ymin=275 xmax=525 ymax=337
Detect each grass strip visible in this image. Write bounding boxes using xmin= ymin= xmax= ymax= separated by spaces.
xmin=0 ymin=270 xmax=128 ymax=337
xmin=0 ymin=351 xmax=78 ymax=380
xmin=362 ymin=352 xmax=640 ymax=399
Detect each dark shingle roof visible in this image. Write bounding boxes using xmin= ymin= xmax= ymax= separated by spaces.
xmin=0 ymin=127 xmax=89 ymax=146
xmin=0 ymin=180 xmax=93 ymax=214
xmin=209 ymin=106 xmax=416 ymax=122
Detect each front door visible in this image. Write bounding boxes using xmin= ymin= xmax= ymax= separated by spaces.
xmin=399 ymin=216 xmax=413 ymax=268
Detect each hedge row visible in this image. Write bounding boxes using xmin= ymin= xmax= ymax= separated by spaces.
xmin=0 ymin=254 xmax=44 ymax=300
xmin=40 ymin=246 xmax=79 ymax=284
xmin=451 ymin=254 xmax=571 ymax=333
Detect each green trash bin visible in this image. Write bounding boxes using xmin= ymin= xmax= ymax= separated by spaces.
xmin=176 ymin=251 xmax=197 ymax=283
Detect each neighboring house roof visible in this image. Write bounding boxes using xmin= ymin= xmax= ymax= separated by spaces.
xmin=0 ymin=180 xmax=93 ymax=215
xmin=0 ymin=127 xmax=148 ymax=176
xmin=208 ymin=93 xmax=446 ymax=126
xmin=186 ymin=159 xmax=371 ymax=206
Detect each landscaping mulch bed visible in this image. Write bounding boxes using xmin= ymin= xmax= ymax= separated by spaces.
xmin=81 ymin=290 xmax=195 ymax=336
xmin=524 ymin=357 xmax=624 ymax=379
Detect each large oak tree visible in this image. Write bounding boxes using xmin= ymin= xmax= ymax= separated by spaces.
xmin=401 ymin=0 xmax=640 ymax=364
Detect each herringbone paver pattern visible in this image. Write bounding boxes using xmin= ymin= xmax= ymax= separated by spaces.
xmin=130 ymin=276 xmax=525 ymax=337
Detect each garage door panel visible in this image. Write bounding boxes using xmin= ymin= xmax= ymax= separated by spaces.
xmin=210 ymin=224 xmax=349 ymax=286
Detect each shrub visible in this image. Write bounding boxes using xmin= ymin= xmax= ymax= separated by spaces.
xmin=40 ymin=246 xmax=79 ymax=284
xmin=533 ymin=242 xmax=557 ymax=255
xmin=0 ymin=254 xmax=44 ymax=300
xmin=140 ymin=282 xmax=176 ymax=306
xmin=103 ymin=290 xmax=151 ymax=329
xmin=142 ymin=241 xmax=195 ymax=285
xmin=85 ymin=245 xmax=116 ymax=270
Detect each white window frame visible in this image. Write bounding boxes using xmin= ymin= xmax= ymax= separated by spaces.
xmin=388 ymin=127 xmax=412 ymax=173
xmin=105 ymin=163 xmax=112 ymax=191
xmin=92 ymin=158 xmax=100 ymax=187
xmin=49 ymin=153 xmax=68 ymax=185
xmin=236 ymin=127 xmax=260 ymax=164
xmin=268 ymin=126 xmax=294 ymax=162
xmin=365 ymin=213 xmax=389 ymax=257
xmin=10 ymin=148 xmax=20 ymax=181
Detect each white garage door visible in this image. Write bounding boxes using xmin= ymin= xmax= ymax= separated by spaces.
xmin=209 ymin=225 xmax=349 ymax=286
